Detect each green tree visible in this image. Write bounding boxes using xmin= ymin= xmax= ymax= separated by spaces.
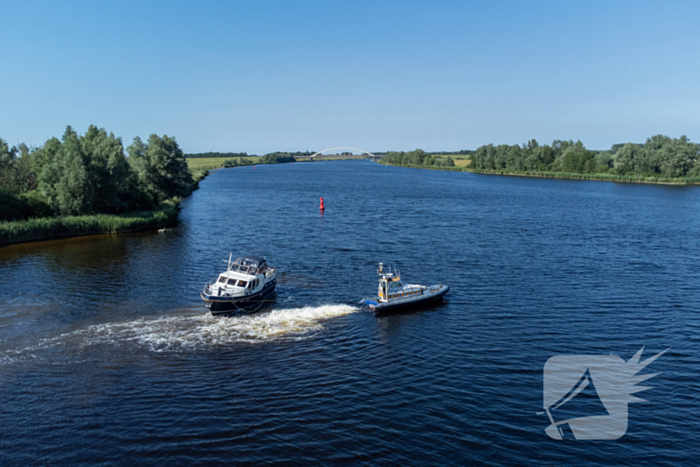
xmin=506 ymin=145 xmax=523 ymax=170
xmin=493 ymin=145 xmax=509 ymax=169
xmin=659 ymin=136 xmax=697 ymax=178
xmin=13 ymin=144 xmax=39 ymax=193
xmin=56 ymin=127 xmax=93 ymax=215
xmin=614 ymin=142 xmax=643 ymax=174
xmin=595 ymin=151 xmax=613 ymax=173
xmin=0 ymin=138 xmax=18 ymax=192
xmin=261 ymin=153 xmax=296 ymax=163
xmin=82 ymin=125 xmax=141 ymax=213
xmin=129 ymin=134 xmax=193 ymax=204
xmin=405 ymin=149 xmax=427 ymax=165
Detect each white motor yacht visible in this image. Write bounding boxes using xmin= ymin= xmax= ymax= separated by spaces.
xmin=201 ymin=254 xmax=277 ymax=315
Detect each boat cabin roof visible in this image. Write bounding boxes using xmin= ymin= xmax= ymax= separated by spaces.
xmin=218 ymin=255 xmax=266 ymax=277
xmin=219 ymin=270 xmax=255 ymax=279
xmin=235 ymin=255 xmax=266 ymax=267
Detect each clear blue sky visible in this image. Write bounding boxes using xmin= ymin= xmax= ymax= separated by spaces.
xmin=2 ymin=0 xmax=699 ymax=154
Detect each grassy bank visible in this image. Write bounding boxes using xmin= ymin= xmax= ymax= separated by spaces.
xmin=468 ymin=169 xmax=700 ymax=184
xmin=187 ymin=155 xmax=376 ymax=171
xmin=0 ymin=199 xmax=180 ymax=246
xmin=187 ymin=156 xmax=260 ymax=172
xmin=441 ymin=155 xmax=471 ymax=167
xmin=186 ymin=157 xmax=253 ymax=188
xmin=381 ymin=162 xmax=700 ymax=185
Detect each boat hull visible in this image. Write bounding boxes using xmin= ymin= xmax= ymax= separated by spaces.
xmin=201 ymin=279 xmax=277 ymax=315
xmin=365 ymin=285 xmax=449 ymax=313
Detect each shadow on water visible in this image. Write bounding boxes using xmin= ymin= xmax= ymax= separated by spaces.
xmin=207 ymin=294 xmax=279 ymax=317
xmin=372 ymin=297 xmax=451 ymax=317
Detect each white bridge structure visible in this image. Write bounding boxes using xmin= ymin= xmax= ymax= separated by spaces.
xmin=307 ymin=147 xmax=380 ymax=161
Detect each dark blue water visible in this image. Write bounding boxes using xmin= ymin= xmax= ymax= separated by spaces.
xmin=1 ymin=160 xmax=699 ymax=465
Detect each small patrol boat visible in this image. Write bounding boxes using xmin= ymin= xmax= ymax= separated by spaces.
xmin=201 ymin=254 xmax=277 ymax=315
xmin=359 ymin=263 xmax=449 ymax=313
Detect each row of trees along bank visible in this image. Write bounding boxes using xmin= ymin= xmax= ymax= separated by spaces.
xmin=221 ymin=153 xmax=298 ymax=168
xmin=470 ymin=135 xmax=700 ymax=178
xmin=1 ymin=125 xmax=194 ymax=230
xmin=381 ymin=149 xmax=456 ymax=167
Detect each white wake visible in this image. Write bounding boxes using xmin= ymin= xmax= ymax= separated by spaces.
xmin=30 ymin=304 xmax=359 ymax=353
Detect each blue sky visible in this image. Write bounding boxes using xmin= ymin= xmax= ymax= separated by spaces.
xmin=2 ymin=0 xmax=699 ymax=154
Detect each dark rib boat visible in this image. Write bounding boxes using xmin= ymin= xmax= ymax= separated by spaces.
xmin=359 ymin=263 xmax=449 ymax=313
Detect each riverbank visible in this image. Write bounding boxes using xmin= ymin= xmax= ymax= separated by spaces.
xmin=186 ymin=155 xmax=371 ymax=172
xmin=187 ymin=156 xmax=259 ymax=172
xmin=381 ymin=162 xmax=700 ymax=185
xmin=0 ymin=199 xmax=180 ymax=246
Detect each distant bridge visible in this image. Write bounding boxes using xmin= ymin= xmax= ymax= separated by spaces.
xmin=304 ymin=147 xmax=381 ymax=162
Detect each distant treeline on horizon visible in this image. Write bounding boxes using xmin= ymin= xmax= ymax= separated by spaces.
xmin=185 ymin=150 xmax=475 ymax=158
xmin=185 ymin=151 xmax=316 ymax=158
xmin=469 ymin=135 xmax=699 ymax=178
xmin=186 ymin=151 xmax=252 ymax=158
xmin=169 ymin=135 xmax=700 ymax=179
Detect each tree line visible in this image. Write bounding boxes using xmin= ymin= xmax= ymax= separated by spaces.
xmin=470 ymin=135 xmax=700 ymax=178
xmin=261 ymin=153 xmax=297 ymax=163
xmin=220 ymin=153 xmax=297 ymax=168
xmin=186 ymin=151 xmax=249 ymax=158
xmin=264 ymin=151 xmax=314 ymax=158
xmin=381 ymin=149 xmax=456 ymax=167
xmin=0 ymin=125 xmax=194 ymax=222
xmin=430 ymin=149 xmax=474 ymax=156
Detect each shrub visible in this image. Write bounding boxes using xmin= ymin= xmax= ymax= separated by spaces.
xmin=19 ymin=190 xmax=53 ymax=218
xmin=0 ymin=189 xmax=31 ymax=221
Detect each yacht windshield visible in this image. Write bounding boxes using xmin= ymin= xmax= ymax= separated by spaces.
xmin=232 ymin=258 xmax=260 ymax=274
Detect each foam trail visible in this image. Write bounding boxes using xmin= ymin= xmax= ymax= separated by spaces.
xmin=3 ymin=304 xmax=359 ymax=359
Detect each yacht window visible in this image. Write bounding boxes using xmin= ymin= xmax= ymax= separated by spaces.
xmin=238 ymin=280 xmax=248 ymax=288
xmin=217 ymin=276 xmax=227 ymax=283
xmin=227 ymin=278 xmax=237 ymax=286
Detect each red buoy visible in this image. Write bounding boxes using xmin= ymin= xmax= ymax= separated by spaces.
xmin=254 ymin=166 xmax=256 ymax=170
xmin=320 ymin=197 xmax=325 ymax=211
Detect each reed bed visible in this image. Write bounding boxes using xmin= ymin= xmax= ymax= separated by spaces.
xmin=0 ymin=199 xmax=180 ymax=246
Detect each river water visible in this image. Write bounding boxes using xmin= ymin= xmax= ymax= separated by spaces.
xmin=1 ymin=160 xmax=699 ymax=465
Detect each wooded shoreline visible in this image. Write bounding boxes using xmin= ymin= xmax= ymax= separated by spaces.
xmin=381 ymin=162 xmax=700 ymax=185
xmin=4 ymin=129 xmax=700 ymax=247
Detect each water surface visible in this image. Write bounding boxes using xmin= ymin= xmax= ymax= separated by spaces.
xmin=1 ymin=161 xmax=699 ymax=465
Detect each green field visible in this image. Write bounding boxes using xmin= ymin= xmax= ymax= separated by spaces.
xmin=187 ymin=156 xmax=260 ymax=171
xmin=438 ymin=155 xmax=471 ymax=167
